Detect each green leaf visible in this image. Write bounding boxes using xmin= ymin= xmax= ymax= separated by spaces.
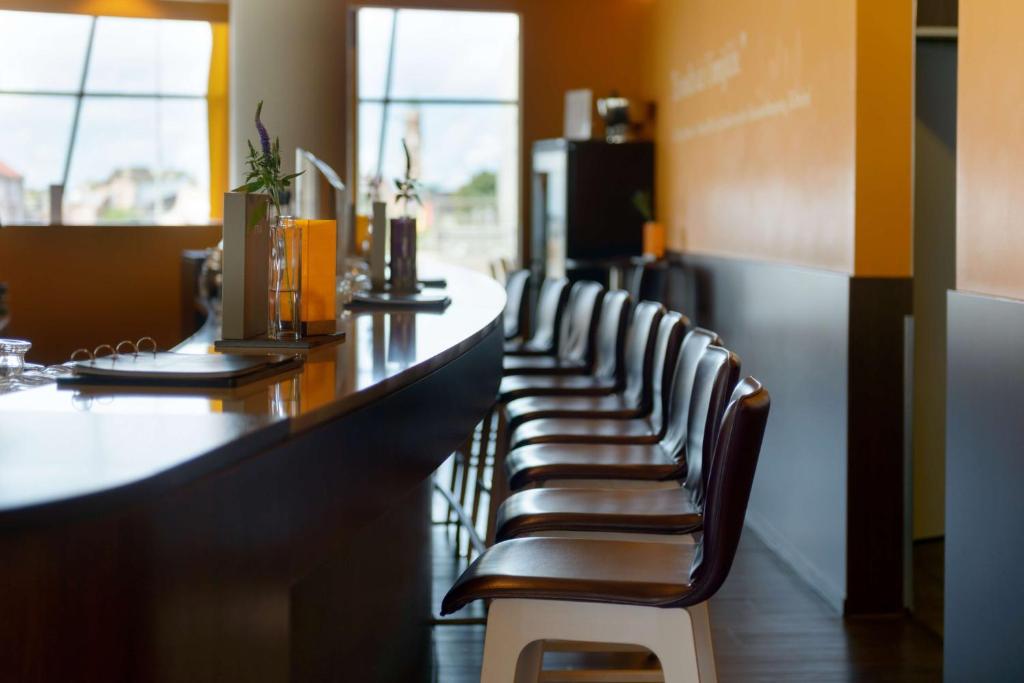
xmin=232 ymin=180 xmax=264 ymax=193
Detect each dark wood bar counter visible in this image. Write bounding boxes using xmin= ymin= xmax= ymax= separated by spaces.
xmin=0 ymin=265 xmax=505 ymax=682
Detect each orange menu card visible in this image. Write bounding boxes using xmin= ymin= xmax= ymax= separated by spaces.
xmin=297 ymin=219 xmax=337 ymax=322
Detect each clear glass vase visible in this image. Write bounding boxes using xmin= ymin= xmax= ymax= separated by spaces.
xmin=268 ymin=216 xmax=302 ymax=341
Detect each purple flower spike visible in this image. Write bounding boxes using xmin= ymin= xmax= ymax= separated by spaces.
xmin=255 ymin=101 xmax=271 ymax=156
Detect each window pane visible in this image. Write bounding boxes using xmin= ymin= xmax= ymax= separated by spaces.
xmin=86 ymin=17 xmax=211 ymax=95
xmin=372 ymin=104 xmax=518 ymax=272
xmin=0 ymin=94 xmax=77 ymax=224
xmin=356 ymin=102 xmax=384 ymax=213
xmin=0 ymin=11 xmax=92 ymax=92
xmin=390 ymin=10 xmax=518 ymax=101
xmin=66 ymin=97 xmax=210 ymax=224
xmin=156 ymin=99 xmax=210 ymax=223
xmin=357 ymin=9 xmax=395 ymax=100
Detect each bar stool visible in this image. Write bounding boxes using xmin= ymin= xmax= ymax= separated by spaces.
xmin=504 ymin=281 xmax=604 ymax=376
xmin=499 ymin=290 xmax=631 ymax=402
xmin=506 ymin=277 xmax=570 ymax=357
xmin=441 ymin=379 xmax=771 ymax=683
xmin=503 ymin=301 xmax=668 ymax=430
xmin=495 ymin=345 xmax=740 ymax=541
xmin=505 ymin=327 xmax=722 ymax=449
xmin=503 ymin=269 xmax=531 ymax=341
xmin=504 ymin=344 xmax=739 ymax=492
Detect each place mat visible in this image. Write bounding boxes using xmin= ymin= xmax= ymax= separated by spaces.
xmin=349 ymin=291 xmax=451 ymax=311
xmin=214 ymin=330 xmax=346 ymax=353
xmin=372 ymin=277 xmax=448 ymax=293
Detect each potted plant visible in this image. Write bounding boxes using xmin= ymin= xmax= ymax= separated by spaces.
xmin=390 ymin=139 xmax=421 ymax=294
xmin=633 ymin=190 xmax=664 ymax=259
xmin=235 ymin=101 xmax=302 ymax=223
xmin=232 ymin=101 xmax=304 ymax=340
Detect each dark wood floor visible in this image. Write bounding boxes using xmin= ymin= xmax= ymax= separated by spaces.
xmin=431 ymin=523 xmax=943 ymax=682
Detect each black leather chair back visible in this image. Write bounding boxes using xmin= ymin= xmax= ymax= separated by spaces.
xmin=650 ymin=326 xmax=719 ymax=437
xmin=503 ymin=270 xmax=531 ymax=341
xmin=556 ymin=281 xmax=605 ymax=366
xmin=646 ymin=313 xmax=690 ymax=435
xmin=678 ymin=378 xmax=770 ymax=607
xmin=621 ymin=301 xmax=665 ymax=409
xmin=677 ymin=346 xmax=740 ymax=507
xmin=521 ymin=277 xmax=569 ymax=354
xmin=590 ymin=291 xmax=633 ymax=382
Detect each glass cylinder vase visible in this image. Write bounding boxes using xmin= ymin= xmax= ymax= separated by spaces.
xmin=390 ymin=216 xmax=418 ymax=294
xmin=268 ymin=216 xmax=302 ymax=341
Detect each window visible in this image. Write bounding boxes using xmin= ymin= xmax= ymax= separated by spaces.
xmin=0 ymin=10 xmax=214 ymax=225
xmin=356 ymin=8 xmax=520 ymax=273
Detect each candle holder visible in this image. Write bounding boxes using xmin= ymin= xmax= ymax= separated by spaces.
xmin=390 ymin=216 xmax=418 ymax=294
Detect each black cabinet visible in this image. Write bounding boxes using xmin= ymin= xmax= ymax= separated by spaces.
xmin=530 ymin=139 xmax=654 ymax=283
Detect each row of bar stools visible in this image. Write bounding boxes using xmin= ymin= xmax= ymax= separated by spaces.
xmin=442 ymin=377 xmax=771 ymax=681
xmin=498 ymin=343 xmax=739 ymax=542
xmin=486 ymin=311 xmax=695 ymax=543
xmin=439 ymin=278 xmax=772 ymax=680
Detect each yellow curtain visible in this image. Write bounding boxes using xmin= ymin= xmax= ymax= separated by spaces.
xmin=0 ymin=1 xmax=227 ymax=22
xmin=207 ymin=23 xmax=229 ymax=222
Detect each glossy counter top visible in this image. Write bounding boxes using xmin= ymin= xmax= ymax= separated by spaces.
xmin=0 ymin=263 xmax=505 ymax=524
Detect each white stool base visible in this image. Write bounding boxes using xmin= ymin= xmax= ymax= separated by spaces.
xmin=481 ymin=598 xmax=717 ymax=683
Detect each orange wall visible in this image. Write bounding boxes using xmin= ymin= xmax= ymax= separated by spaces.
xmin=0 ymin=226 xmax=221 ymax=364
xmin=855 ymin=0 xmax=914 ymax=277
xmin=957 ymin=0 xmax=1024 ymax=299
xmin=647 ymin=0 xmax=912 ymax=276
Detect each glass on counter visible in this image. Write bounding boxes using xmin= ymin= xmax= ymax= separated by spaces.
xmin=0 ymin=339 xmax=74 ymax=395
xmin=0 ymin=338 xmax=30 ymax=378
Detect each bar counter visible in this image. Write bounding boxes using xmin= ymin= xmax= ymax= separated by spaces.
xmin=0 ymin=264 xmax=505 ymax=682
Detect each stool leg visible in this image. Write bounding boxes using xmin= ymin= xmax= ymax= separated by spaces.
xmin=452 ymin=450 xmax=464 ymax=557
xmin=688 ymin=602 xmax=718 ymax=683
xmin=455 ymin=435 xmax=474 ymax=557
xmin=446 ymin=451 xmax=460 ymax=523
xmin=480 ymin=613 xmax=543 ymax=683
xmin=486 ymin=406 xmax=510 ymax=545
xmin=469 ymin=408 xmax=494 ymax=556
xmin=478 ymin=404 xmax=495 ymax=467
